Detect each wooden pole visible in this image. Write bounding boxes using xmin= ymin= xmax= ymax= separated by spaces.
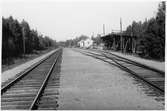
xmin=124 ymin=38 xmax=129 ymax=53
xmin=22 ymin=27 xmax=25 ymax=56
xmin=113 ymin=37 xmax=115 ymax=50
xmin=103 ymin=24 xmax=105 ymax=35
xmin=120 ymin=18 xmax=123 ymax=52
xmin=131 ymin=25 xmax=134 ymax=53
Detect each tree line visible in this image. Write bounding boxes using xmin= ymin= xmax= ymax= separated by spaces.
xmin=59 ymin=2 xmax=165 ymax=61
xmin=123 ymin=1 xmax=165 ymax=60
xmin=60 ymin=35 xmax=89 ymax=47
xmin=2 ymin=16 xmax=57 ymax=64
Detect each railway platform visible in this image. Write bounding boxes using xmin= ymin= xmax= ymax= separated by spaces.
xmin=58 ymin=48 xmax=164 ymax=110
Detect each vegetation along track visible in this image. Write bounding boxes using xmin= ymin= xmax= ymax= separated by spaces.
xmin=1 ymin=48 xmax=62 ymax=110
xmin=74 ymin=48 xmax=164 ymax=94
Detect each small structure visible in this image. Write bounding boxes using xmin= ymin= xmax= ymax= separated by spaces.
xmin=78 ymin=40 xmax=85 ymax=48
xmin=101 ymin=33 xmax=137 ymax=53
xmin=78 ymin=38 xmax=93 ymax=48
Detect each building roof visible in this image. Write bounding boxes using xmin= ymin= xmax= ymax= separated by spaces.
xmin=79 ymin=38 xmax=92 ymax=43
xmin=101 ymin=34 xmax=137 ymax=41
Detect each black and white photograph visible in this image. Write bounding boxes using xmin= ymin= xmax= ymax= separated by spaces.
xmin=1 ymin=0 xmax=165 ymax=110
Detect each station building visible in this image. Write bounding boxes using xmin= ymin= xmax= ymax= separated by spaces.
xmin=78 ymin=38 xmax=93 ymax=48
xmin=101 ymin=33 xmax=137 ymax=53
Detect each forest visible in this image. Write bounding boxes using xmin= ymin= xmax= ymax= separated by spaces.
xmin=123 ymin=2 xmax=165 ymax=60
xmin=2 ymin=16 xmax=57 ymax=65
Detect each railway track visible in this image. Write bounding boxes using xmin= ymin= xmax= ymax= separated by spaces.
xmin=91 ymin=49 xmax=165 ymax=74
xmin=74 ymin=48 xmax=164 ymax=94
xmin=1 ymin=48 xmax=62 ymax=110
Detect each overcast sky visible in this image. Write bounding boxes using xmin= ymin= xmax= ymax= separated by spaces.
xmin=2 ymin=0 xmax=159 ymax=41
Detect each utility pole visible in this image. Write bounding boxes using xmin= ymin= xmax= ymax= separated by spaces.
xmin=92 ymin=32 xmax=94 ymax=38
xmin=103 ymin=24 xmax=105 ymax=35
xmin=131 ymin=25 xmax=133 ymax=53
xmin=120 ymin=18 xmax=123 ymax=53
xmin=22 ymin=27 xmax=26 ymax=56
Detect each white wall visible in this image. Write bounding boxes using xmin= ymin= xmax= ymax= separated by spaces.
xmin=78 ymin=38 xmax=93 ymax=48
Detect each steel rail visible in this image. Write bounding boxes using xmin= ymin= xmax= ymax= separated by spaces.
xmin=1 ymin=48 xmax=60 ymax=94
xmin=93 ymin=49 xmax=165 ymax=75
xmin=101 ymin=53 xmax=164 ymax=93
xmin=87 ymin=49 xmax=164 ymax=77
xmin=29 ymin=49 xmax=62 ymax=110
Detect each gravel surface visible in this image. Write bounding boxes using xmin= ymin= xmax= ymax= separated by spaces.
xmin=1 ymin=49 xmax=59 ymax=83
xmin=58 ymin=48 xmax=164 ymax=110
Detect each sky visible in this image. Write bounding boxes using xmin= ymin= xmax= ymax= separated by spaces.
xmin=2 ymin=0 xmax=160 ymax=41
